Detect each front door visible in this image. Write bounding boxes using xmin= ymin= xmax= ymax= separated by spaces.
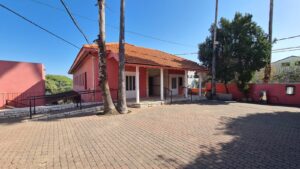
xmin=148 ymin=77 xmax=154 ymax=96
xmin=126 ymin=72 xmax=136 ymax=98
xmin=170 ymin=76 xmax=178 ymax=95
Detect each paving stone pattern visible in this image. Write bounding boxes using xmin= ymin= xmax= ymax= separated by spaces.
xmin=0 ymin=102 xmax=299 ymax=169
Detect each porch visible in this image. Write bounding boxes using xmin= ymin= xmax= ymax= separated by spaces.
xmin=125 ymin=65 xmax=206 ymax=105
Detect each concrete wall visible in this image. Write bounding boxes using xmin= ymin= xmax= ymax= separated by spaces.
xmin=206 ymin=83 xmax=300 ymax=106
xmin=0 ymin=60 xmax=45 ymax=108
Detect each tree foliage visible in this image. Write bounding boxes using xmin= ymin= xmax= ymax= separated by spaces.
xmin=273 ymin=66 xmax=300 ymax=83
xmin=46 ymin=75 xmax=72 ymax=94
xmin=199 ymin=13 xmax=271 ymax=93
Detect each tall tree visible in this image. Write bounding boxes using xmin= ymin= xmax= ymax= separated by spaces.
xmin=97 ymin=0 xmax=118 ymax=114
xmin=199 ymin=13 xmax=271 ymax=94
xmin=199 ymin=19 xmax=235 ymax=93
xmin=117 ymin=0 xmax=128 ymax=113
xmin=264 ymin=0 xmax=274 ymax=83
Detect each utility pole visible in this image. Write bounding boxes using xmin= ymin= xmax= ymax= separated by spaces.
xmin=211 ymin=0 xmax=218 ymax=98
xmin=264 ymin=0 xmax=274 ymax=83
xmin=117 ymin=0 xmax=128 ymax=113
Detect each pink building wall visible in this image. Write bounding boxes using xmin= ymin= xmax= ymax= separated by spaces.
xmin=72 ymin=54 xmax=147 ymax=102
xmin=206 ymin=83 xmax=300 ymax=106
xmin=0 ymin=60 xmax=45 ymax=108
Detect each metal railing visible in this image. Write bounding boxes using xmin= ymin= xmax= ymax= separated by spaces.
xmin=164 ymin=87 xmax=173 ymax=104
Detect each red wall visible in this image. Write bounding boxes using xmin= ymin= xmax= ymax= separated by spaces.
xmin=249 ymin=84 xmax=300 ymax=106
xmin=205 ymin=83 xmax=300 ymax=106
xmin=0 ymin=60 xmax=45 ymax=108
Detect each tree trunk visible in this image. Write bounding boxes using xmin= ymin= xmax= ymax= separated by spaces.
xmin=264 ymin=0 xmax=273 ymax=83
xmin=97 ymin=0 xmax=118 ymax=114
xmin=117 ymin=0 xmax=128 ymax=113
xmin=224 ymin=81 xmax=229 ymax=94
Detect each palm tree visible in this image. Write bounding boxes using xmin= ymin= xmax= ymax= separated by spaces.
xmin=117 ymin=0 xmax=128 ymax=113
xmin=97 ymin=0 xmax=118 ymax=114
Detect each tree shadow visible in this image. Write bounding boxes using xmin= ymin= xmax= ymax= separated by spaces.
xmin=171 ymin=100 xmax=230 ymax=106
xmin=183 ymin=111 xmax=300 ymax=169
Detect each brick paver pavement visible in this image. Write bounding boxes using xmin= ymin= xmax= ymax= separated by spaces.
xmin=0 ymin=102 xmax=299 ymax=169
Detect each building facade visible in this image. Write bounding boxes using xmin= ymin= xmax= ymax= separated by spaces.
xmin=0 ymin=60 xmax=45 ymax=108
xmin=69 ymin=43 xmax=207 ymax=104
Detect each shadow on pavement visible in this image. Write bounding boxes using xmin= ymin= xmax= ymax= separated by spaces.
xmin=182 ymin=111 xmax=300 ymax=169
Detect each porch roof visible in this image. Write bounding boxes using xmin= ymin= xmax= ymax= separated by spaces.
xmin=68 ymin=43 xmax=207 ymax=74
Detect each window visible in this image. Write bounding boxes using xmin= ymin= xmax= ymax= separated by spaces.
xmin=286 ymin=85 xmax=296 ymax=95
xmin=126 ymin=75 xmax=136 ymax=91
xmin=171 ymin=78 xmax=177 ymax=89
xmin=74 ymin=72 xmax=87 ymax=89
xmin=281 ymin=62 xmax=290 ymax=67
xmin=178 ymin=77 xmax=183 ymax=86
xmin=84 ymin=72 xmax=87 ymax=90
xmin=295 ymin=61 xmax=300 ymax=66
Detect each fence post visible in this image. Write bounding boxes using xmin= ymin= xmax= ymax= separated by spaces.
xmin=93 ymin=90 xmax=96 ymax=102
xmin=170 ymin=91 xmax=172 ymax=104
xmin=80 ymin=95 xmax=82 ymax=109
xmin=29 ymin=99 xmax=32 ymax=119
xmin=33 ymin=97 xmax=36 ymax=114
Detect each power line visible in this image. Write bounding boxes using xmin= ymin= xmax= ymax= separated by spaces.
xmin=175 ymin=45 xmax=300 ymax=55
xmin=59 ymin=0 xmax=90 ymax=44
xmin=174 ymin=52 xmax=198 ymax=55
xmin=276 ymin=35 xmax=300 ymax=41
xmin=0 ymin=3 xmax=80 ymax=49
xmin=272 ymin=48 xmax=300 ymax=53
xmin=27 ymin=0 xmax=195 ymax=48
xmin=273 ymin=45 xmax=300 ymax=51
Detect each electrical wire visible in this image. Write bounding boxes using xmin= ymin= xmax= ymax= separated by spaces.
xmin=276 ymin=35 xmax=300 ymax=41
xmin=27 ymin=0 xmax=195 ymax=48
xmin=59 ymin=0 xmax=90 ymax=44
xmin=0 ymin=3 xmax=80 ymax=49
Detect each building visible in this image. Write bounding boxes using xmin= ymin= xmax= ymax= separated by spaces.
xmin=272 ymin=56 xmax=300 ymax=74
xmin=0 ymin=60 xmax=46 ymax=108
xmin=68 ymin=43 xmax=207 ymax=104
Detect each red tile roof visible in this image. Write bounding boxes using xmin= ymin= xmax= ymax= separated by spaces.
xmin=69 ymin=43 xmax=206 ymax=73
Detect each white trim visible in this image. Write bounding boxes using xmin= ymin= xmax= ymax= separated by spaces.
xmin=184 ymin=70 xmax=188 ymax=98
xmin=160 ymin=68 xmax=164 ymax=100
xmin=198 ymin=72 xmax=203 ymax=97
xmin=136 ymin=66 xmax=140 ymax=103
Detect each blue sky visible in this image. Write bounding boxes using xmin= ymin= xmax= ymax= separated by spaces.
xmin=1 ymin=0 xmax=300 ymax=76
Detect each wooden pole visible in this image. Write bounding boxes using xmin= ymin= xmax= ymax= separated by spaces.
xmin=211 ymin=0 xmax=218 ymax=98
xmin=264 ymin=0 xmax=274 ymax=83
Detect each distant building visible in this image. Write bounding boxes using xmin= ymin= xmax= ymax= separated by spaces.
xmin=187 ymin=71 xmax=198 ymax=88
xmin=252 ymin=56 xmax=300 ymax=83
xmin=0 ymin=60 xmax=46 ymax=108
xmin=272 ymin=56 xmax=300 ymax=74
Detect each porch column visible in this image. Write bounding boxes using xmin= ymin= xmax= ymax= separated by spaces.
xmin=184 ymin=70 xmax=188 ymax=98
xmin=198 ymin=72 xmax=203 ymax=97
xmin=136 ymin=66 xmax=140 ymax=103
xmin=160 ymin=68 xmax=164 ymax=100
